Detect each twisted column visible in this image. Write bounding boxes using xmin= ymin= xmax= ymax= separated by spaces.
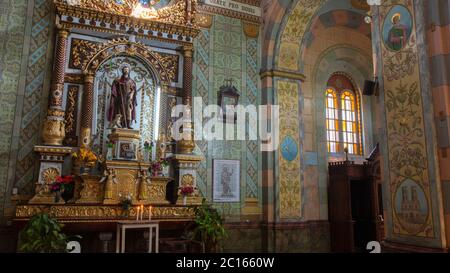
xmin=80 ymin=73 xmax=95 ymax=147
xmin=177 ymin=45 xmax=195 ymax=154
xmin=42 ymin=28 xmax=70 ymax=146
xmin=182 ymin=45 xmax=193 ymax=106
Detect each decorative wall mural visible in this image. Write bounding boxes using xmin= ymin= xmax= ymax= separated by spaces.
xmin=382 ymin=5 xmax=413 ymax=52
xmin=379 ymin=0 xmax=435 ymax=238
xmin=278 ymin=81 xmax=301 ymax=219
xmin=394 ymin=179 xmax=430 ymax=235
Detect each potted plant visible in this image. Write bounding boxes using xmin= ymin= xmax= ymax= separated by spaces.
xmin=192 ymin=199 xmax=227 ymax=253
xmin=50 ymin=175 xmax=75 ymax=203
xmin=19 ymin=213 xmax=69 ymax=253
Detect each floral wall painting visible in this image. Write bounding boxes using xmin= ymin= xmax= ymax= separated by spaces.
xmin=213 ymin=160 xmax=241 ymax=203
xmin=394 ymin=179 xmax=430 ymax=236
xmin=382 ymin=5 xmax=413 ymax=52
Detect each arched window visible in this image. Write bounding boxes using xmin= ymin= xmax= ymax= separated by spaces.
xmin=326 ymin=88 xmax=339 ymax=153
xmin=325 ymin=74 xmax=362 ymax=155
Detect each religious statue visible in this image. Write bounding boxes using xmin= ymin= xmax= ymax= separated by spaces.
xmin=102 ymin=168 xmax=116 ymax=200
xmin=221 ymin=166 xmax=233 ymax=197
xmin=108 ymin=65 xmax=138 ymax=129
xmin=138 ymin=169 xmax=150 ymax=201
xmin=388 ymin=13 xmax=408 ymax=51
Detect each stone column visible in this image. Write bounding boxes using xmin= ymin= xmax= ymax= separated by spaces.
xmin=80 ymin=73 xmax=95 ymax=147
xmin=42 ymin=28 xmax=70 ymax=146
xmin=177 ymin=45 xmax=195 ymax=154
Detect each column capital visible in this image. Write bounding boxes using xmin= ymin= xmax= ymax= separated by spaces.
xmin=84 ymin=73 xmax=95 ymax=83
xmin=57 ymin=28 xmax=71 ymax=39
xmin=182 ymin=45 xmax=194 ymax=58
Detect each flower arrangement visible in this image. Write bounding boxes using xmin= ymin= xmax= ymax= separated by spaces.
xmin=178 ymin=185 xmax=195 ymax=196
xmin=150 ymin=160 xmax=162 ymax=176
xmin=72 ymin=147 xmax=98 ymax=167
xmin=144 ymin=141 xmax=153 ymax=151
xmin=119 ymin=193 xmax=133 ymax=211
xmin=107 ymin=141 xmax=115 ymax=149
xmin=160 ymin=158 xmax=169 ymax=167
xmin=50 ymin=176 xmax=75 ymax=203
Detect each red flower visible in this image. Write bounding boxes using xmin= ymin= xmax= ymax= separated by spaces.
xmin=180 ymin=186 xmax=194 ymax=195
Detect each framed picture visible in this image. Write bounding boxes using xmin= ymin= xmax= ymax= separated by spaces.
xmin=218 ymin=80 xmax=240 ymax=123
xmin=116 ymin=140 xmax=138 ymax=161
xmin=213 ymin=159 xmax=240 ymax=203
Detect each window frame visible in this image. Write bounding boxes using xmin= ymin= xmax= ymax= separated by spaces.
xmin=325 ymin=75 xmax=363 ymax=156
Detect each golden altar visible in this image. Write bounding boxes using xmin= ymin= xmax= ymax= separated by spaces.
xmin=14 ymin=0 xmax=204 ymax=223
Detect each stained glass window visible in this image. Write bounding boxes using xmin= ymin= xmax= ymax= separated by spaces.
xmin=326 ymin=88 xmax=340 ymax=153
xmin=325 ymin=74 xmax=362 ymax=155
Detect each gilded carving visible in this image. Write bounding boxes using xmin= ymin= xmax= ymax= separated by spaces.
xmin=196 ymin=13 xmax=213 ymax=29
xmin=181 ymin=174 xmax=194 ymax=187
xmin=152 ymin=52 xmax=180 ymax=82
xmin=70 ymin=38 xmax=98 ymax=69
xmin=243 ymin=22 xmax=259 ymax=38
xmin=64 ymin=85 xmax=79 ymax=146
xmin=81 ymin=39 xmax=171 ymax=86
xmin=16 ymin=205 xmax=195 ymax=219
xmin=58 ymin=0 xmax=198 ymax=27
xmin=41 ymin=168 xmax=60 ymax=184
xmin=76 ymin=175 xmax=105 ymax=204
xmin=42 ymin=118 xmax=66 ymax=146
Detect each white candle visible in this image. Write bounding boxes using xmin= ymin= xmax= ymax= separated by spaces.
xmin=149 ymin=206 xmax=152 ymax=221
xmin=140 ymin=205 xmax=144 ymax=221
xmin=136 ymin=207 xmax=140 ymax=221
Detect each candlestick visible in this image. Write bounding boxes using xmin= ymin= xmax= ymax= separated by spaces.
xmin=140 ymin=205 xmax=144 ymax=221
xmin=136 ymin=207 xmax=140 ymax=221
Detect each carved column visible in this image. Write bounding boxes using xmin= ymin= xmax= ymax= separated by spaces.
xmin=80 ymin=73 xmax=94 ymax=147
xmin=177 ymin=45 xmax=195 ymax=154
xmin=182 ymin=45 xmax=193 ymax=106
xmin=42 ymin=28 xmax=69 ymax=146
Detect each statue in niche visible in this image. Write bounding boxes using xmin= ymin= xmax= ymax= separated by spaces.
xmin=108 ymin=65 xmax=138 ymax=129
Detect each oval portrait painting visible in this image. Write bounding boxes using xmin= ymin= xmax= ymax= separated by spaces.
xmin=382 ymin=5 xmax=413 ymax=51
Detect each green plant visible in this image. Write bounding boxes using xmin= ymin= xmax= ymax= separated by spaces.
xmin=192 ymin=199 xmax=227 ymax=253
xmin=19 ymin=213 xmax=69 ymax=253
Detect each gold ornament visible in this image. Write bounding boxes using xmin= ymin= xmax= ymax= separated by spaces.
xmin=42 ymin=118 xmax=66 ymax=146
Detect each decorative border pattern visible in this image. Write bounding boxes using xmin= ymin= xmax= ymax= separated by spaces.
xmin=14 ymin=0 xmax=53 ymax=196
xmin=277 ymin=80 xmax=301 ymax=219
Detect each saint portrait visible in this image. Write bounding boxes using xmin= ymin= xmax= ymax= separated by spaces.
xmin=382 ymin=5 xmax=413 ymax=52
xmin=213 ymin=160 xmax=240 ymax=203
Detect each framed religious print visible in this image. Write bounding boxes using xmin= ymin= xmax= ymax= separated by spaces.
xmin=116 ymin=140 xmax=138 ymax=161
xmin=213 ymin=160 xmax=241 ymax=203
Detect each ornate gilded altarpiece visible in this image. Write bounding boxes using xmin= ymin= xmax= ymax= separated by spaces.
xmin=16 ymin=0 xmax=204 ymax=222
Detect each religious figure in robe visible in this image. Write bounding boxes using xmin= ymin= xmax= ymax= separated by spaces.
xmin=221 ymin=166 xmax=233 ymax=197
xmin=388 ymin=13 xmax=408 ymax=51
xmin=108 ymin=66 xmax=138 ymax=129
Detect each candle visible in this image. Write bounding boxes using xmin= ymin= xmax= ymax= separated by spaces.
xmin=149 ymin=206 xmax=152 ymax=221
xmin=136 ymin=207 xmax=140 ymax=221
xmin=140 ymin=205 xmax=144 ymax=221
